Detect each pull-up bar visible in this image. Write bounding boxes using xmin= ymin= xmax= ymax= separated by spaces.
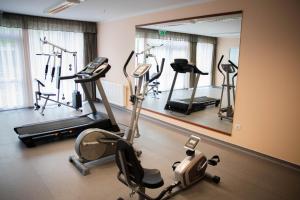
xmin=40 ymin=37 xmax=77 ymax=54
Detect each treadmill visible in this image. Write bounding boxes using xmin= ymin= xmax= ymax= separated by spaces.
xmin=14 ymin=57 xmax=121 ymax=147
xmin=165 ymin=59 xmax=220 ymax=115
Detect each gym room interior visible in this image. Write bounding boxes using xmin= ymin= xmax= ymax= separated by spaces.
xmin=0 ymin=0 xmax=299 ymax=200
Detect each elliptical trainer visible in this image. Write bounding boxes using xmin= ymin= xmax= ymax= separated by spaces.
xmin=69 ymin=51 xmax=165 ymax=175
xmin=217 ymin=55 xmax=238 ymax=122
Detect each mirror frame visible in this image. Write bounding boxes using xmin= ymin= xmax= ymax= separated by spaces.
xmin=135 ymin=10 xmax=243 ymax=135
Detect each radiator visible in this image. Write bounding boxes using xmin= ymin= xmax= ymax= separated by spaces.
xmin=97 ymin=80 xmax=126 ymax=107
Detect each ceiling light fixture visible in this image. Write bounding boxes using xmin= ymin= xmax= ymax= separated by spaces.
xmin=47 ymin=0 xmax=85 ymax=14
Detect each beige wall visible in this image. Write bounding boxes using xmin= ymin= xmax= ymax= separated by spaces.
xmin=215 ymin=37 xmax=240 ymax=86
xmin=98 ymin=0 xmax=300 ymax=165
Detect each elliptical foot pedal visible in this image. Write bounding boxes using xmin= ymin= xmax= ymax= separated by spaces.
xmin=135 ymin=150 xmax=142 ymax=157
xmin=208 ymin=155 xmax=220 ymax=166
xmin=212 ymin=176 xmax=221 ymax=184
xmin=215 ymin=99 xmax=220 ymax=107
xmin=69 ymin=155 xmax=90 ymax=176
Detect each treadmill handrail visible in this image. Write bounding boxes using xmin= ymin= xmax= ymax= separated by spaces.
xmin=60 ymin=74 xmax=77 ymax=80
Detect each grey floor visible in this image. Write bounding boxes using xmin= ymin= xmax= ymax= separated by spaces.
xmin=143 ymin=86 xmax=233 ymax=134
xmin=0 ymin=103 xmax=299 ymax=200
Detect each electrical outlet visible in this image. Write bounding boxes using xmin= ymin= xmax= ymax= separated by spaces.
xmin=235 ymin=123 xmax=241 ymax=130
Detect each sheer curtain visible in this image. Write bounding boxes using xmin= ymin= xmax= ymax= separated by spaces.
xmin=28 ymin=30 xmax=84 ymax=103
xmin=135 ymin=37 xmax=190 ymax=91
xmin=0 ymin=13 xmax=96 ymax=110
xmin=0 ymin=27 xmax=32 ymax=110
xmin=229 ymin=47 xmax=239 ymax=65
xmin=196 ymin=42 xmax=214 ymax=86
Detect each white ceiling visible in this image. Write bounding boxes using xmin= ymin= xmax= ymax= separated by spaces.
xmin=0 ymin=0 xmax=213 ymax=22
xmin=140 ymin=14 xmax=242 ymax=38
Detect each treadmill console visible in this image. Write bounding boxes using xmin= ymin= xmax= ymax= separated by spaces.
xmin=75 ymin=57 xmax=111 ymax=83
xmin=80 ymin=57 xmax=108 ymax=75
xmin=132 ymin=64 xmax=151 ymax=78
xmin=184 ymin=135 xmax=200 ymax=150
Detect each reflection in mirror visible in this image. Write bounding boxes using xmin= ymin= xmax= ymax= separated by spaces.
xmin=135 ymin=12 xmax=242 ymax=135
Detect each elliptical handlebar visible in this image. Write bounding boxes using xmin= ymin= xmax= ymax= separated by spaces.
xmin=228 ymin=60 xmax=239 ymax=88
xmin=123 ymin=51 xmax=135 ymax=78
xmin=123 ymin=51 xmax=135 ymax=96
xmin=228 ymin=60 xmax=238 ymax=69
xmin=217 ymin=55 xmax=225 ymax=77
xmin=148 ymin=58 xmax=165 ymax=83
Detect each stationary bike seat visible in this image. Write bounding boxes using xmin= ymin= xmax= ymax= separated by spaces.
xmin=141 ymin=168 xmax=164 ymax=189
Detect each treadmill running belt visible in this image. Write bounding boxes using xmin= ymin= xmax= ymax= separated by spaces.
xmin=179 ymin=96 xmax=217 ymax=104
xmin=15 ymin=116 xmax=94 ymax=135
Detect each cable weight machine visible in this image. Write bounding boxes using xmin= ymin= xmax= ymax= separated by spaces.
xmin=34 ymin=37 xmax=82 ymax=115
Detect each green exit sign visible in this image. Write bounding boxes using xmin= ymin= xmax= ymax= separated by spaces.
xmin=159 ymin=30 xmax=167 ymax=36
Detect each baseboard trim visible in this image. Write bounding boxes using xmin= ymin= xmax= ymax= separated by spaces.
xmin=142 ymin=107 xmax=231 ymax=135
xmin=0 ymin=106 xmax=34 ymax=112
xmin=118 ymin=106 xmax=300 ymax=172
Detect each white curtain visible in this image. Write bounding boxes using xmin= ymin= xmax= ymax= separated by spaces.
xmin=28 ymin=29 xmax=84 ymax=103
xmin=135 ymin=37 xmax=190 ymax=91
xmin=0 ymin=27 xmax=32 ymax=110
xmin=196 ymin=42 xmax=214 ymax=87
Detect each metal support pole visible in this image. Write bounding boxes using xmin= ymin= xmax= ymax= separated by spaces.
xmin=187 ymin=73 xmax=200 ymax=113
xmin=81 ymin=82 xmax=97 ymax=113
xmin=95 ymin=79 xmax=118 ymax=127
xmin=226 ymin=70 xmax=231 ymax=108
xmin=166 ymin=72 xmax=178 ymax=103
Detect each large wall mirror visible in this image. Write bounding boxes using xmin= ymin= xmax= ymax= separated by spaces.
xmin=135 ymin=12 xmax=242 ymax=135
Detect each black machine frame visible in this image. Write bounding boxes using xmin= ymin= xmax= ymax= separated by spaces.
xmin=165 ymin=59 xmax=220 ymax=115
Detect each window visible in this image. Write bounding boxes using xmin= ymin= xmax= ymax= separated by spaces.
xmin=0 ymin=27 xmax=32 ymax=110
xmin=135 ymin=37 xmax=190 ymax=91
xmin=0 ymin=27 xmax=84 ymax=110
xmin=229 ymin=47 xmax=239 ymax=65
xmin=196 ymin=42 xmax=214 ymax=87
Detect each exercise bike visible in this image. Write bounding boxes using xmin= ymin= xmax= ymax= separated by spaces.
xmin=116 ymin=135 xmax=221 ymax=200
xmin=69 ymin=51 xmax=165 ymax=175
